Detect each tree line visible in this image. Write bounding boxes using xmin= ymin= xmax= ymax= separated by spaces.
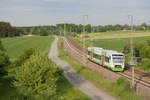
xmin=1 ymin=21 xmax=150 ymax=38
xmin=15 ymin=23 xmax=150 ymax=35
xmin=0 ymin=22 xmax=24 ymax=38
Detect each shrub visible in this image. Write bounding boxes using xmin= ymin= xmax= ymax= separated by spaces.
xmin=141 ymin=61 xmax=150 ymax=70
xmin=123 ymin=43 xmax=136 ymax=54
xmin=147 ymin=40 xmax=150 ymax=46
xmin=0 ymin=39 xmax=9 ymax=76
xmin=13 ymin=51 xmax=63 ymax=99
xmin=16 ymin=48 xmax=35 ymax=66
xmin=0 ymin=50 xmax=9 ymax=67
xmin=0 ymin=40 xmax=5 ymax=51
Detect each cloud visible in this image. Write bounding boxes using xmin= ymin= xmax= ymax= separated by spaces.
xmin=42 ymin=0 xmax=59 ymax=2
xmin=23 ymin=8 xmax=33 ymax=12
xmin=41 ymin=0 xmax=79 ymax=3
xmin=0 ymin=0 xmax=150 ymax=26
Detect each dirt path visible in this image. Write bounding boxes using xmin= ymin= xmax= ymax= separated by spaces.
xmin=49 ymin=37 xmax=117 ymax=100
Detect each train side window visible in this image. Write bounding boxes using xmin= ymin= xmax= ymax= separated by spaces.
xmin=98 ymin=55 xmax=101 ymax=60
xmin=88 ymin=51 xmax=91 ymax=55
xmin=109 ymin=56 xmax=111 ymax=61
xmin=105 ymin=56 xmax=109 ymax=63
xmin=93 ymin=53 xmax=95 ymax=58
xmin=94 ymin=53 xmax=97 ymax=58
xmin=93 ymin=53 xmax=98 ymax=58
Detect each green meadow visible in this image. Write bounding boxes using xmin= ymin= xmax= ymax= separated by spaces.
xmin=86 ymin=36 xmax=150 ymax=52
xmin=1 ymin=36 xmax=54 ymax=58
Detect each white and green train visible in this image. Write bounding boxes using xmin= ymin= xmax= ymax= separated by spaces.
xmin=87 ymin=47 xmax=125 ymax=71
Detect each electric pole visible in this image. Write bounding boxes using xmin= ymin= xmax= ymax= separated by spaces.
xmin=64 ymin=21 xmax=66 ymax=37
xmin=90 ymin=26 xmax=94 ymax=46
xmin=128 ymin=15 xmax=135 ymax=90
xmin=82 ymin=15 xmax=88 ymax=66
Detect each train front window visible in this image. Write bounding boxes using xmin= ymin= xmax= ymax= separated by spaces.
xmin=112 ymin=55 xmax=124 ymax=63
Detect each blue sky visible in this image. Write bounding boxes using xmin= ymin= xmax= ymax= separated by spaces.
xmin=0 ymin=0 xmax=150 ymax=26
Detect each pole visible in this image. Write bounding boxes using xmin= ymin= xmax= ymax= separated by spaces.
xmin=64 ymin=21 xmax=66 ymax=37
xmin=90 ymin=27 xmax=94 ymax=46
xmin=82 ymin=15 xmax=88 ymax=66
xmin=129 ymin=15 xmax=135 ymax=90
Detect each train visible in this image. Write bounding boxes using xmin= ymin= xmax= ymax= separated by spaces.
xmin=87 ymin=47 xmax=125 ymax=71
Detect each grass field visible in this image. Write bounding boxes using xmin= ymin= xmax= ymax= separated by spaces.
xmin=1 ymin=36 xmax=54 ymax=58
xmin=74 ymin=31 xmax=150 ymax=52
xmin=79 ymin=31 xmax=150 ymax=40
xmin=86 ymin=36 xmax=150 ymax=52
xmin=58 ymin=38 xmax=144 ymax=100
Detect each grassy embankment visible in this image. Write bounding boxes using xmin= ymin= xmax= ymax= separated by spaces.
xmin=0 ymin=36 xmax=90 ymax=100
xmin=73 ymin=31 xmax=150 ymax=73
xmin=58 ymin=37 xmax=145 ymax=100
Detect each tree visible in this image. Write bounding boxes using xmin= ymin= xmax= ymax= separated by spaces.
xmin=0 ymin=50 xmax=9 ymax=67
xmin=141 ymin=23 xmax=147 ymax=30
xmin=0 ymin=40 xmax=4 ymax=51
xmin=39 ymin=27 xmax=48 ymax=36
xmin=0 ymin=39 xmax=9 ymax=76
xmin=85 ymin=24 xmax=91 ymax=33
xmin=16 ymin=48 xmax=35 ymax=66
xmin=30 ymin=27 xmax=36 ymax=35
xmin=0 ymin=22 xmax=24 ymax=37
xmin=14 ymin=51 xmax=63 ymax=99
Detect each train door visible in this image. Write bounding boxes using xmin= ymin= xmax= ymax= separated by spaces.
xmin=101 ymin=54 xmax=104 ymax=66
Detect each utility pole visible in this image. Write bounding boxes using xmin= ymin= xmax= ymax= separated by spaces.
xmin=82 ymin=15 xmax=88 ymax=66
xmin=90 ymin=26 xmax=94 ymax=46
xmin=128 ymin=15 xmax=135 ymax=90
xmin=64 ymin=21 xmax=66 ymax=37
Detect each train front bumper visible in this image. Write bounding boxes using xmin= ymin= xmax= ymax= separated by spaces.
xmin=111 ymin=67 xmax=124 ymax=72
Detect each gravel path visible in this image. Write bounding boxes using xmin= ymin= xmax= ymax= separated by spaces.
xmin=49 ymin=37 xmax=117 ymax=100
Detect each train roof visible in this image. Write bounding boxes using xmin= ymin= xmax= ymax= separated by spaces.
xmin=88 ymin=47 xmax=103 ymax=51
xmin=88 ymin=47 xmax=123 ymax=55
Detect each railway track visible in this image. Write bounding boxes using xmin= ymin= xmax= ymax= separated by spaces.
xmin=64 ymin=37 xmax=150 ymax=89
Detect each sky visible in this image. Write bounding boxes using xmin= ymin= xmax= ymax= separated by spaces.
xmin=0 ymin=0 xmax=150 ymax=26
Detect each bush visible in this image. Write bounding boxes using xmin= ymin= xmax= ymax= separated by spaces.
xmin=0 ymin=50 xmax=9 ymax=67
xmin=14 ymin=51 xmax=63 ymax=99
xmin=0 ymin=40 xmax=9 ymax=76
xmin=123 ymin=43 xmax=136 ymax=54
xmin=16 ymin=48 xmax=35 ymax=66
xmin=0 ymin=40 xmax=5 ymax=51
xmin=134 ymin=43 xmax=150 ymax=58
xmin=147 ymin=40 xmax=150 ymax=46
xmin=141 ymin=61 xmax=150 ymax=70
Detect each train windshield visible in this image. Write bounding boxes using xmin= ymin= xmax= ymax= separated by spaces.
xmin=112 ymin=54 xmax=124 ymax=63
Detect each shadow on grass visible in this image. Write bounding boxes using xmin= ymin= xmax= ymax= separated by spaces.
xmin=0 ymin=76 xmax=19 ymax=100
xmin=56 ymin=74 xmax=90 ymax=100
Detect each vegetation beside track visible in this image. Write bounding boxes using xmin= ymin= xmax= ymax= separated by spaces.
xmin=58 ymin=38 xmax=145 ymax=100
